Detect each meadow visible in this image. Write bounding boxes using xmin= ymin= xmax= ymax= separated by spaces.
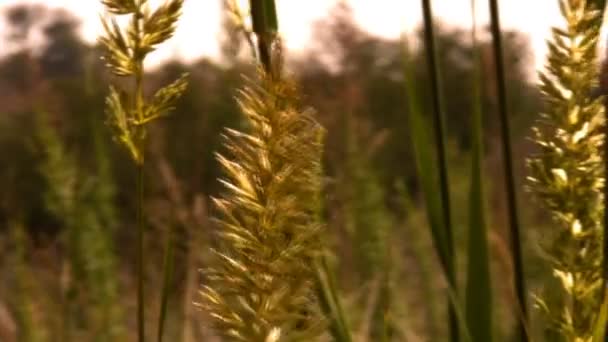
xmin=0 ymin=0 xmax=606 ymax=341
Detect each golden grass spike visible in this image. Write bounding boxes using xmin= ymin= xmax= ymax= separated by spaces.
xmin=200 ymin=66 xmax=325 ymax=341
xmin=527 ymin=0 xmax=605 ymax=339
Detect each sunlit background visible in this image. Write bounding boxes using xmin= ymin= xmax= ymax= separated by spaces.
xmin=0 ymin=0 xmax=562 ymax=71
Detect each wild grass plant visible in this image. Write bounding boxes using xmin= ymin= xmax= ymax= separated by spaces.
xmin=99 ymin=0 xmax=188 ymax=340
xmin=198 ymin=51 xmax=327 ymax=342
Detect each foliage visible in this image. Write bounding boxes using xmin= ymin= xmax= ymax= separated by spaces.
xmin=527 ymin=0 xmax=605 ymax=339
xmin=9 ymin=222 xmax=47 ymax=342
xmin=36 ymin=112 xmax=123 ymax=341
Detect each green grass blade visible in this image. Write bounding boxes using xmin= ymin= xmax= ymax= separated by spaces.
xmin=156 ymin=227 xmax=176 ymax=342
xmin=487 ymin=1 xmax=528 ymax=340
xmin=446 ymin=285 xmax=474 ymax=342
xmin=419 ymin=1 xmax=458 ymax=340
xmin=465 ymin=1 xmax=492 ymax=340
xmin=402 ymin=38 xmax=449 ymax=274
xmin=314 ymin=255 xmax=353 ymax=342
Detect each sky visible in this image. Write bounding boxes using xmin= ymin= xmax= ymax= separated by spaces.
xmin=0 ymin=0 xmax=564 ymax=72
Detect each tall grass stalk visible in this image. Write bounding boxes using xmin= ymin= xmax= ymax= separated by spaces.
xmin=419 ymin=1 xmax=457 ymax=340
xmin=486 ymin=1 xmax=528 ymax=340
xmin=528 ymin=0 xmax=604 ymax=339
xmin=249 ymin=0 xmax=279 ymax=74
xmin=465 ymin=1 xmax=492 ymax=341
xmin=99 ymin=1 xmax=187 ymax=340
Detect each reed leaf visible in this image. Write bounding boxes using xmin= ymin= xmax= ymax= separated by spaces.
xmin=417 ymin=1 xmax=458 ymax=339
xmin=402 ymin=38 xmax=449 ymax=278
xmin=465 ymin=1 xmax=492 ymax=341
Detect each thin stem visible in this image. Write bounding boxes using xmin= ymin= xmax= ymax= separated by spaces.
xmin=487 ymin=1 xmax=528 ymax=340
xmin=136 ymin=161 xmax=145 ymax=342
xmin=132 ymin=6 xmax=146 ymax=341
xmin=419 ymin=1 xmax=457 ymax=341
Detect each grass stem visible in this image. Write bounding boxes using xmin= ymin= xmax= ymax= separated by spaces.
xmin=487 ymin=1 xmax=528 ymax=340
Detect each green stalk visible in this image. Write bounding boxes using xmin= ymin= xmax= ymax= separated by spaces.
xmin=134 ymin=13 xmax=146 ymax=341
xmin=465 ymin=1 xmax=492 ymax=340
xmin=487 ymin=1 xmax=528 ymax=340
xmin=419 ymin=1 xmax=457 ymax=340
xmin=314 ymin=255 xmax=353 ymax=342
xmin=136 ymin=162 xmax=145 ymax=342
xmin=249 ymin=0 xmax=278 ymax=74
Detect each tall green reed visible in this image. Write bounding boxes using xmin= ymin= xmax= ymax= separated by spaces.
xmin=486 ymin=1 xmax=529 ymax=339
xmin=419 ymin=1 xmax=457 ymax=339
xmin=465 ymin=1 xmax=492 ymax=341
xmin=98 ymin=1 xmax=187 ymax=340
xmin=528 ymin=0 xmax=604 ymax=339
xmin=403 ymin=36 xmax=454 ymax=340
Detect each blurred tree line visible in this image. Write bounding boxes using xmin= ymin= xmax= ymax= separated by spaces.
xmin=0 ymin=2 xmax=543 ymax=340
xmin=0 ymin=2 xmax=540 ymax=233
